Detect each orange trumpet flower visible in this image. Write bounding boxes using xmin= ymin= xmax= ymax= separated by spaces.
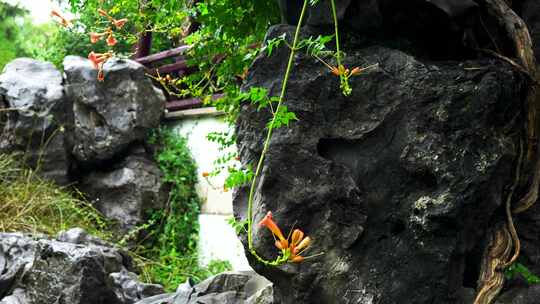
xmin=97 ymin=69 xmax=105 ymax=82
xmin=88 ymin=51 xmax=112 ymax=69
xmin=106 ymin=34 xmax=117 ymax=46
xmin=258 ymin=211 xmax=288 ymax=249
xmin=51 ymin=9 xmax=72 ymax=27
xmin=90 ymin=32 xmax=106 ymax=44
xmin=113 ymin=18 xmax=128 ymax=29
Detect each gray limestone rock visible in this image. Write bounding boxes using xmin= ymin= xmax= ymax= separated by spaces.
xmin=0 ymin=230 xmax=162 ymax=304
xmin=495 ymin=285 xmax=540 ymax=304
xmin=0 ymin=58 xmax=71 ymax=184
xmin=63 ymin=56 xmax=165 ymax=164
xmin=135 ymin=272 xmax=273 ymax=304
xmin=78 ymin=153 xmax=167 ymax=232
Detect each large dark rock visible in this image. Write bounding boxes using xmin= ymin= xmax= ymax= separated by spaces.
xmin=78 ymin=151 xmax=167 ymax=232
xmin=234 ymin=25 xmax=528 ymax=304
xmin=63 ymin=56 xmax=166 ymax=164
xmin=0 ymin=229 xmax=163 ymax=304
xmin=135 ymin=271 xmax=273 ymax=304
xmin=0 ymin=58 xmax=71 ymax=184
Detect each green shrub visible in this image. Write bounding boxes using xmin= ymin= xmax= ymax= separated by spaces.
xmin=131 ymin=128 xmax=231 ymax=291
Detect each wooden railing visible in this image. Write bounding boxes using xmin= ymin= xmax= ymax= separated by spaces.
xmin=134 ymin=42 xmax=259 ymax=116
xmin=134 ymin=45 xmax=221 ymax=113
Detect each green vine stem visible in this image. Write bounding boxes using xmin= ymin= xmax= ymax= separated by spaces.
xmin=330 ymin=0 xmax=342 ymax=67
xmin=246 ymin=0 xmax=309 ymax=266
xmin=246 ymin=0 xmax=343 ymax=266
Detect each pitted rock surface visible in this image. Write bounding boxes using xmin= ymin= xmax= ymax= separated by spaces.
xmin=63 ymin=56 xmax=165 ymax=164
xmin=0 ymin=229 xmax=163 ymax=304
xmin=234 ymin=25 xmax=527 ymax=304
xmin=79 ymin=152 xmax=167 ymax=232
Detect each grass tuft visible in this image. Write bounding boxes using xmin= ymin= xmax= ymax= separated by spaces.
xmin=0 ymin=153 xmax=111 ymax=239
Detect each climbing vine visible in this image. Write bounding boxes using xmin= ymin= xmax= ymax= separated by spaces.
xmin=243 ymin=0 xmax=374 ymax=266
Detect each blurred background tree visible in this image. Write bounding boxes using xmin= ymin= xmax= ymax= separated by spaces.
xmin=0 ymin=2 xmax=49 ymax=70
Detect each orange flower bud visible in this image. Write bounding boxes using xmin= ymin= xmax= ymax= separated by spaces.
xmin=90 ymin=32 xmax=104 ymax=44
xmin=280 ymin=239 xmax=289 ymax=249
xmin=291 ymin=229 xmax=304 ymax=247
xmin=330 ymin=66 xmax=340 ymax=76
xmin=275 ymin=240 xmax=285 ymax=250
xmin=113 ymin=18 xmax=128 ymax=29
xmin=97 ymin=69 xmax=105 ymax=82
xmin=51 ymin=9 xmax=72 ymax=27
xmin=50 ymin=9 xmax=62 ymax=18
xmin=106 ymin=34 xmax=117 ymax=46
xmin=291 ymin=256 xmax=304 ymax=263
xmin=295 ymin=236 xmax=311 ymax=252
xmin=202 ymin=172 xmax=209 ymax=177
xmin=98 ymin=8 xmax=109 ymax=17
xmin=350 ymin=67 xmax=361 ymax=76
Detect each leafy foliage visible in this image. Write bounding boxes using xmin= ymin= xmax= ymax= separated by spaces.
xmin=505 ymin=262 xmax=540 ymax=285
xmin=32 ymin=0 xmax=186 ymax=67
xmin=182 ymin=0 xmax=279 ymax=97
xmin=0 ymin=3 xmax=50 ymax=70
xmin=133 ymin=128 xmax=231 ymax=291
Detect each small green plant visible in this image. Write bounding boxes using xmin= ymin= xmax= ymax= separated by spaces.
xmin=227 ymin=216 xmax=248 ymax=235
xmin=505 ymin=262 xmax=540 ymax=285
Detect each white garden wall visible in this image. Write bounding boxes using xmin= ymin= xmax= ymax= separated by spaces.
xmin=167 ymin=111 xmax=251 ymax=271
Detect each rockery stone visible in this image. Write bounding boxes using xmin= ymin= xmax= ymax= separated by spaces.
xmin=64 ymin=56 xmax=165 ymax=164
xmin=234 ymin=25 xmax=527 ymax=304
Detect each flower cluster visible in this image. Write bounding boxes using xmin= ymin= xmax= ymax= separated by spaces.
xmin=328 ymin=63 xmax=379 ymax=96
xmin=258 ymin=211 xmax=311 ymax=263
xmin=84 ymin=8 xmax=128 ymax=82
xmin=89 ymin=9 xmax=128 ymax=47
xmin=51 ymin=7 xmax=127 ymax=82
xmin=88 ymin=51 xmax=113 ymax=81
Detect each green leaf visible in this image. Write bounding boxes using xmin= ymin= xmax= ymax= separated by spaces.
xmin=267 ymin=106 xmax=299 ymax=129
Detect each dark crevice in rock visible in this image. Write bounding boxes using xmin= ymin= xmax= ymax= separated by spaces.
xmin=71 ymin=140 xmax=150 ymax=175
xmin=378 ymin=0 xmax=478 ymax=60
xmin=462 ymin=245 xmax=483 ymax=289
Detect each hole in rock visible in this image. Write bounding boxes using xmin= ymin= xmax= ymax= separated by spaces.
xmin=377 ymin=234 xmax=389 ymax=242
xmin=411 ymin=169 xmax=438 ymax=189
xmin=317 ymin=137 xmax=364 ymax=183
xmin=390 ymin=219 xmax=406 ymax=235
